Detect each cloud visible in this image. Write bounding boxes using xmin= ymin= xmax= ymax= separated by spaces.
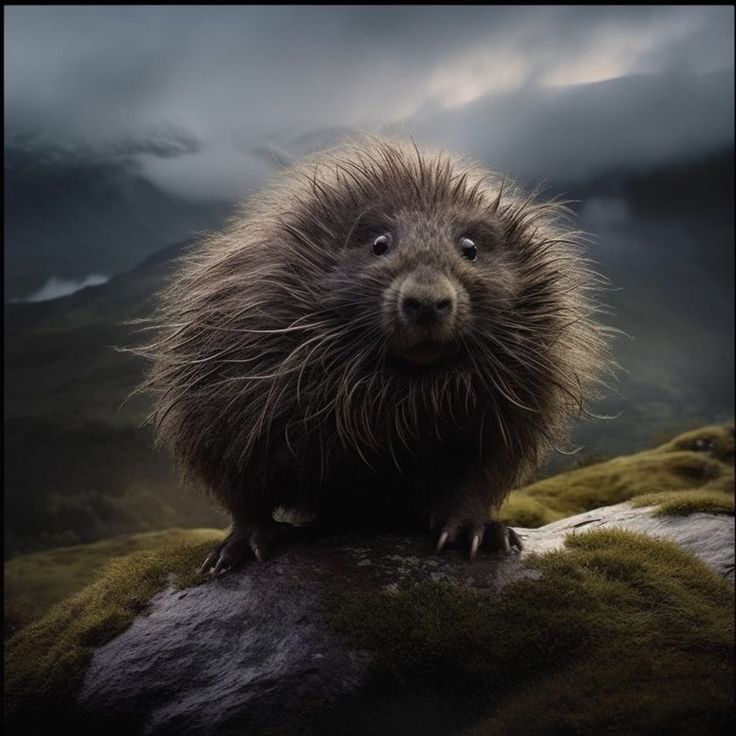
xmin=16 ymin=274 xmax=109 ymax=303
xmin=4 ymin=6 xmax=734 ymax=199
xmin=411 ymin=69 xmax=734 ymax=183
xmin=136 ymin=145 xmax=275 ymax=201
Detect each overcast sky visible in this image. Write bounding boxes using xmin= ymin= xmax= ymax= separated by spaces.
xmin=4 ymin=5 xmax=735 ymax=199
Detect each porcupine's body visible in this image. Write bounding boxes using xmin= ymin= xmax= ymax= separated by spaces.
xmin=138 ymin=136 xmax=612 ymax=572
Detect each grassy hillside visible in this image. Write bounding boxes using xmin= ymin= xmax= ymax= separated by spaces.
xmin=3 ymin=528 xmax=224 ymax=639
xmin=501 ymin=423 xmax=734 ymax=527
xmin=5 ymin=529 xmax=224 ymax=727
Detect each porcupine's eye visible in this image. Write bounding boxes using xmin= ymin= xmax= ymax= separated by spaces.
xmin=459 ymin=237 xmax=477 ymax=262
xmin=372 ymin=233 xmax=392 ymax=256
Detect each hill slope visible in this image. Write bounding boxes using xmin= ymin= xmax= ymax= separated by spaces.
xmin=4 ymin=143 xmax=231 ymax=299
xmin=4 ymin=240 xmax=226 ymax=556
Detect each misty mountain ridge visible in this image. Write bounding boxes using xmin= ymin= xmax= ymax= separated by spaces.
xmin=5 ymin=105 xmax=733 ymax=302
xmin=4 ymin=142 xmax=232 ymax=300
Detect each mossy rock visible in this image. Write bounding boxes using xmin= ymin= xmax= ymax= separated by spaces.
xmin=6 ymin=424 xmax=733 ymax=636
xmin=632 ymin=488 xmax=734 ymax=516
xmin=5 ymin=519 xmax=734 ymax=736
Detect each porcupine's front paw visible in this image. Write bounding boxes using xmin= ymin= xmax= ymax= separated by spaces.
xmin=200 ymin=521 xmax=279 ymax=576
xmin=431 ymin=513 xmax=524 ymax=560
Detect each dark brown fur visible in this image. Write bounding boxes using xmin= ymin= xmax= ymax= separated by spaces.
xmin=133 ymin=135 xmax=614 ymax=570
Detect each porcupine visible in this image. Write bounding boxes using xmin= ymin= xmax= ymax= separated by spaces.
xmin=136 ymin=135 xmax=613 ymax=574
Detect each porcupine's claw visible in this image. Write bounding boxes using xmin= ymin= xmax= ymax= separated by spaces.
xmin=200 ymin=522 xmax=278 ymax=576
xmin=483 ymin=520 xmax=524 ymax=554
xmin=434 ymin=518 xmax=523 ymax=560
xmin=436 ymin=530 xmax=450 ymax=553
xmin=469 ymin=533 xmax=481 ymax=560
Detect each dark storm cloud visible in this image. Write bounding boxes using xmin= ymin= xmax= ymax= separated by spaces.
xmin=4 ymin=5 xmax=734 ymax=199
xmin=413 ymin=69 xmax=734 ymax=183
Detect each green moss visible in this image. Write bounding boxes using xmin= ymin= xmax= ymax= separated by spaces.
xmin=631 ymin=489 xmax=734 ymax=516
xmin=7 ymin=425 xmax=733 ymax=637
xmin=328 ymin=582 xmax=494 ymax=688
xmin=501 ymin=423 xmax=735 ymax=527
xmin=4 ymin=530 xmax=224 ymax=724
xmin=328 ymin=530 xmax=734 ymax=735
xmin=4 ymin=527 xmax=224 ymax=636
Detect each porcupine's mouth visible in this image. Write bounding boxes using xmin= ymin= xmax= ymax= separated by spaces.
xmin=392 ymin=340 xmax=460 ymax=367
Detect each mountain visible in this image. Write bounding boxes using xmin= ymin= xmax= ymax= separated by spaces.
xmin=4 ymin=143 xmax=232 ymax=300
xmin=554 ymin=148 xmax=735 ymax=466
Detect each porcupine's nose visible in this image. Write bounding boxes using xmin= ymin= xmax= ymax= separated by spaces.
xmin=401 ymin=295 xmax=453 ymax=324
xmin=399 ymin=275 xmax=457 ymax=326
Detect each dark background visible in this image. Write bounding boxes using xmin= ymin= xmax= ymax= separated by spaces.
xmin=4 ymin=6 xmax=734 ymax=555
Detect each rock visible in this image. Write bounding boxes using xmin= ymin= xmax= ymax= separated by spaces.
xmin=78 ymin=503 xmax=734 ymax=735
xmin=519 ymin=502 xmax=735 ymax=580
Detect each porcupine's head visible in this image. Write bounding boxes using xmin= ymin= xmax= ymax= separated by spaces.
xmin=138 ymin=136 xmax=614 ymax=488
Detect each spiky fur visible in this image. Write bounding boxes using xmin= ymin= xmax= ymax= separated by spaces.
xmin=133 ymin=136 xmax=614 ymax=531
